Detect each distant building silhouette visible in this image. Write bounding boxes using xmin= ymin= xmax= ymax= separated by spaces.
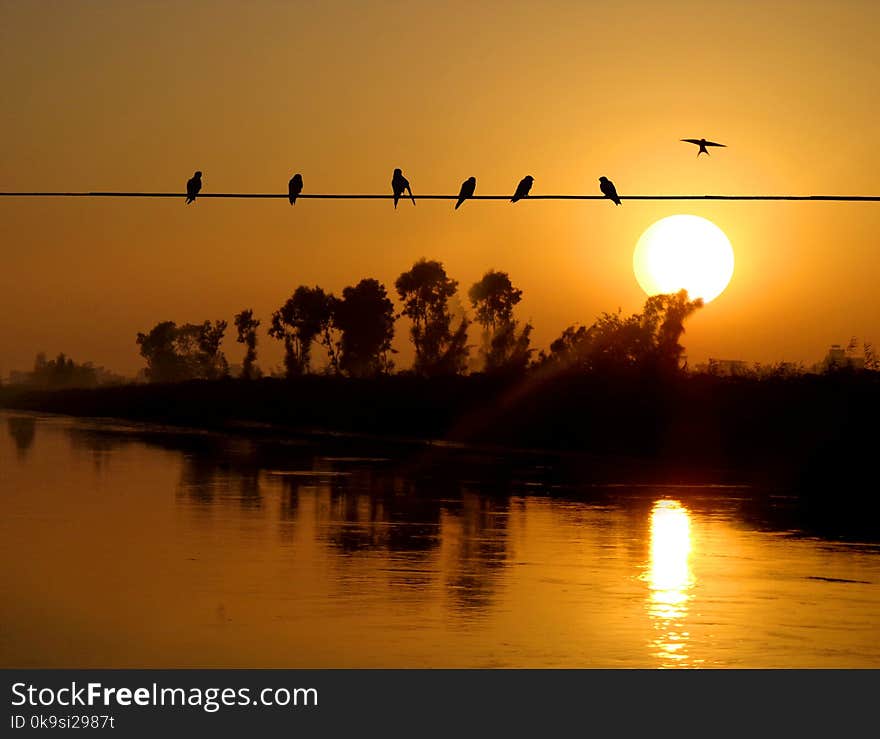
xmin=815 ymin=344 xmax=865 ymax=373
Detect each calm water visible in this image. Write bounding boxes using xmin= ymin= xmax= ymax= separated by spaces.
xmin=1 ymin=411 xmax=878 ymax=668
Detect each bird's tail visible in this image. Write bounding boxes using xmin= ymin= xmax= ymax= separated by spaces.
xmin=394 ymin=194 xmax=399 ymax=209
xmin=455 ymin=199 xmax=464 ymax=210
xmin=289 ymin=196 xmax=296 ymax=205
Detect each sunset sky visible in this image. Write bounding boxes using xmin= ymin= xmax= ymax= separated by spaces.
xmin=1 ymin=0 xmax=878 ymax=376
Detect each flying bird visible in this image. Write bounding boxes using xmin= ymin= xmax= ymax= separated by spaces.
xmin=681 ymin=138 xmax=727 ymax=156
xmin=599 ymin=176 xmax=621 ymax=205
xmin=288 ymin=173 xmax=303 ymax=205
xmin=510 ymin=175 xmax=534 ymax=203
xmin=185 ymin=170 xmax=202 ymax=204
xmin=455 ymin=176 xmax=477 ymax=210
xmin=392 ymin=168 xmax=416 ymax=209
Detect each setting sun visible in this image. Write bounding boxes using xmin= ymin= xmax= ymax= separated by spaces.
xmin=633 ymin=215 xmax=735 ymax=302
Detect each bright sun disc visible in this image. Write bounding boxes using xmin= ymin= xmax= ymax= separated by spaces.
xmin=633 ymin=215 xmax=734 ymax=302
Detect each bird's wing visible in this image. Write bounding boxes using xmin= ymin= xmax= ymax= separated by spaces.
xmin=680 ymin=139 xmax=702 ymax=145
xmin=704 ymin=141 xmax=726 ymax=147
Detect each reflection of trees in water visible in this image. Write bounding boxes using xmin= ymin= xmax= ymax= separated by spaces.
xmin=6 ymin=416 xmax=36 ymax=459
xmin=66 ymin=426 xmax=135 ymax=471
xmin=61 ymin=426 xmax=325 ymax=511
xmin=719 ymin=491 xmax=880 ymax=544
xmin=443 ymin=490 xmax=510 ymax=614
xmin=320 ymin=477 xmax=444 ymax=558
xmin=295 ymin=474 xmax=513 ymax=603
xmin=56 ymin=421 xmax=520 ymax=610
xmin=277 ymin=477 xmax=302 ymax=542
xmin=176 ymin=438 xmax=264 ymax=510
xmin=310 ymin=474 xmax=513 ymax=608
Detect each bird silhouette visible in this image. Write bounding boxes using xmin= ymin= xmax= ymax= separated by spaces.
xmin=392 ymin=168 xmax=415 ymax=209
xmin=681 ymin=138 xmax=726 ymax=156
xmin=455 ymin=176 xmax=477 ymax=210
xmin=288 ymin=173 xmax=303 ymax=205
xmin=510 ymin=175 xmax=534 ymax=203
xmin=185 ymin=171 xmax=202 ymax=204
xmin=599 ymin=176 xmax=621 ymax=205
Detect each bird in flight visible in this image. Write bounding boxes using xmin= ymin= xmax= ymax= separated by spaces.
xmin=681 ymin=138 xmax=726 ymax=156
xmin=455 ymin=176 xmax=477 ymax=210
xmin=185 ymin=171 xmax=202 ymax=204
xmin=392 ymin=168 xmax=416 ymax=209
xmin=288 ymin=173 xmax=303 ymax=205
xmin=510 ymin=175 xmax=534 ymax=203
xmin=599 ymin=176 xmax=621 ymax=205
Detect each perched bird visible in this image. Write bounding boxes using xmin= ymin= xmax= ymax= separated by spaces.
xmin=599 ymin=176 xmax=621 ymax=205
xmin=288 ymin=173 xmax=303 ymax=205
xmin=510 ymin=175 xmax=534 ymax=203
xmin=185 ymin=170 xmax=202 ymax=204
xmin=681 ymin=138 xmax=726 ymax=156
xmin=455 ymin=176 xmax=477 ymax=210
xmin=391 ymin=168 xmax=416 ymax=209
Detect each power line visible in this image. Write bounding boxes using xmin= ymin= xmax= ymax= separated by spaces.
xmin=1 ymin=192 xmax=879 ymax=201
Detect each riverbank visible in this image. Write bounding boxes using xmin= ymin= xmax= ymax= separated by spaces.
xmin=2 ymin=371 xmax=878 ymax=498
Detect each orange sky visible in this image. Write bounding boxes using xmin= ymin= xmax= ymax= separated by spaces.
xmin=1 ymin=0 xmax=878 ymax=376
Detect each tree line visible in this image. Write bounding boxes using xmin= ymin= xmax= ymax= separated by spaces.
xmin=135 ymin=258 xmax=704 ymax=383
xmin=4 ymin=352 xmax=126 ymax=389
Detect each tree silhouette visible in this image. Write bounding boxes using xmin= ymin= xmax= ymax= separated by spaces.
xmin=136 ymin=319 xmax=229 ymax=382
xmin=28 ymin=352 xmax=100 ymax=388
xmin=193 ymin=320 xmax=229 ymax=379
xmin=542 ymin=289 xmax=703 ymax=374
xmin=865 ymin=342 xmax=879 ymax=371
xmin=234 ymin=309 xmax=261 ymax=380
xmin=136 ymin=321 xmax=188 ymax=382
xmin=468 ymin=270 xmax=532 ymax=373
xmin=269 ymin=286 xmax=337 ymax=377
xmin=333 ymin=278 xmax=396 ymax=377
xmin=468 ymin=270 xmax=521 ymax=330
xmin=395 ymin=259 xmax=469 ymax=376
xmin=641 ymin=290 xmax=704 ymax=372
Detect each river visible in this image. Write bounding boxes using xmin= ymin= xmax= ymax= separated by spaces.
xmin=2 ymin=411 xmax=878 ymax=667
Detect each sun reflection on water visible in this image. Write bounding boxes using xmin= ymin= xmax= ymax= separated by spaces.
xmin=645 ymin=499 xmax=695 ymax=667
